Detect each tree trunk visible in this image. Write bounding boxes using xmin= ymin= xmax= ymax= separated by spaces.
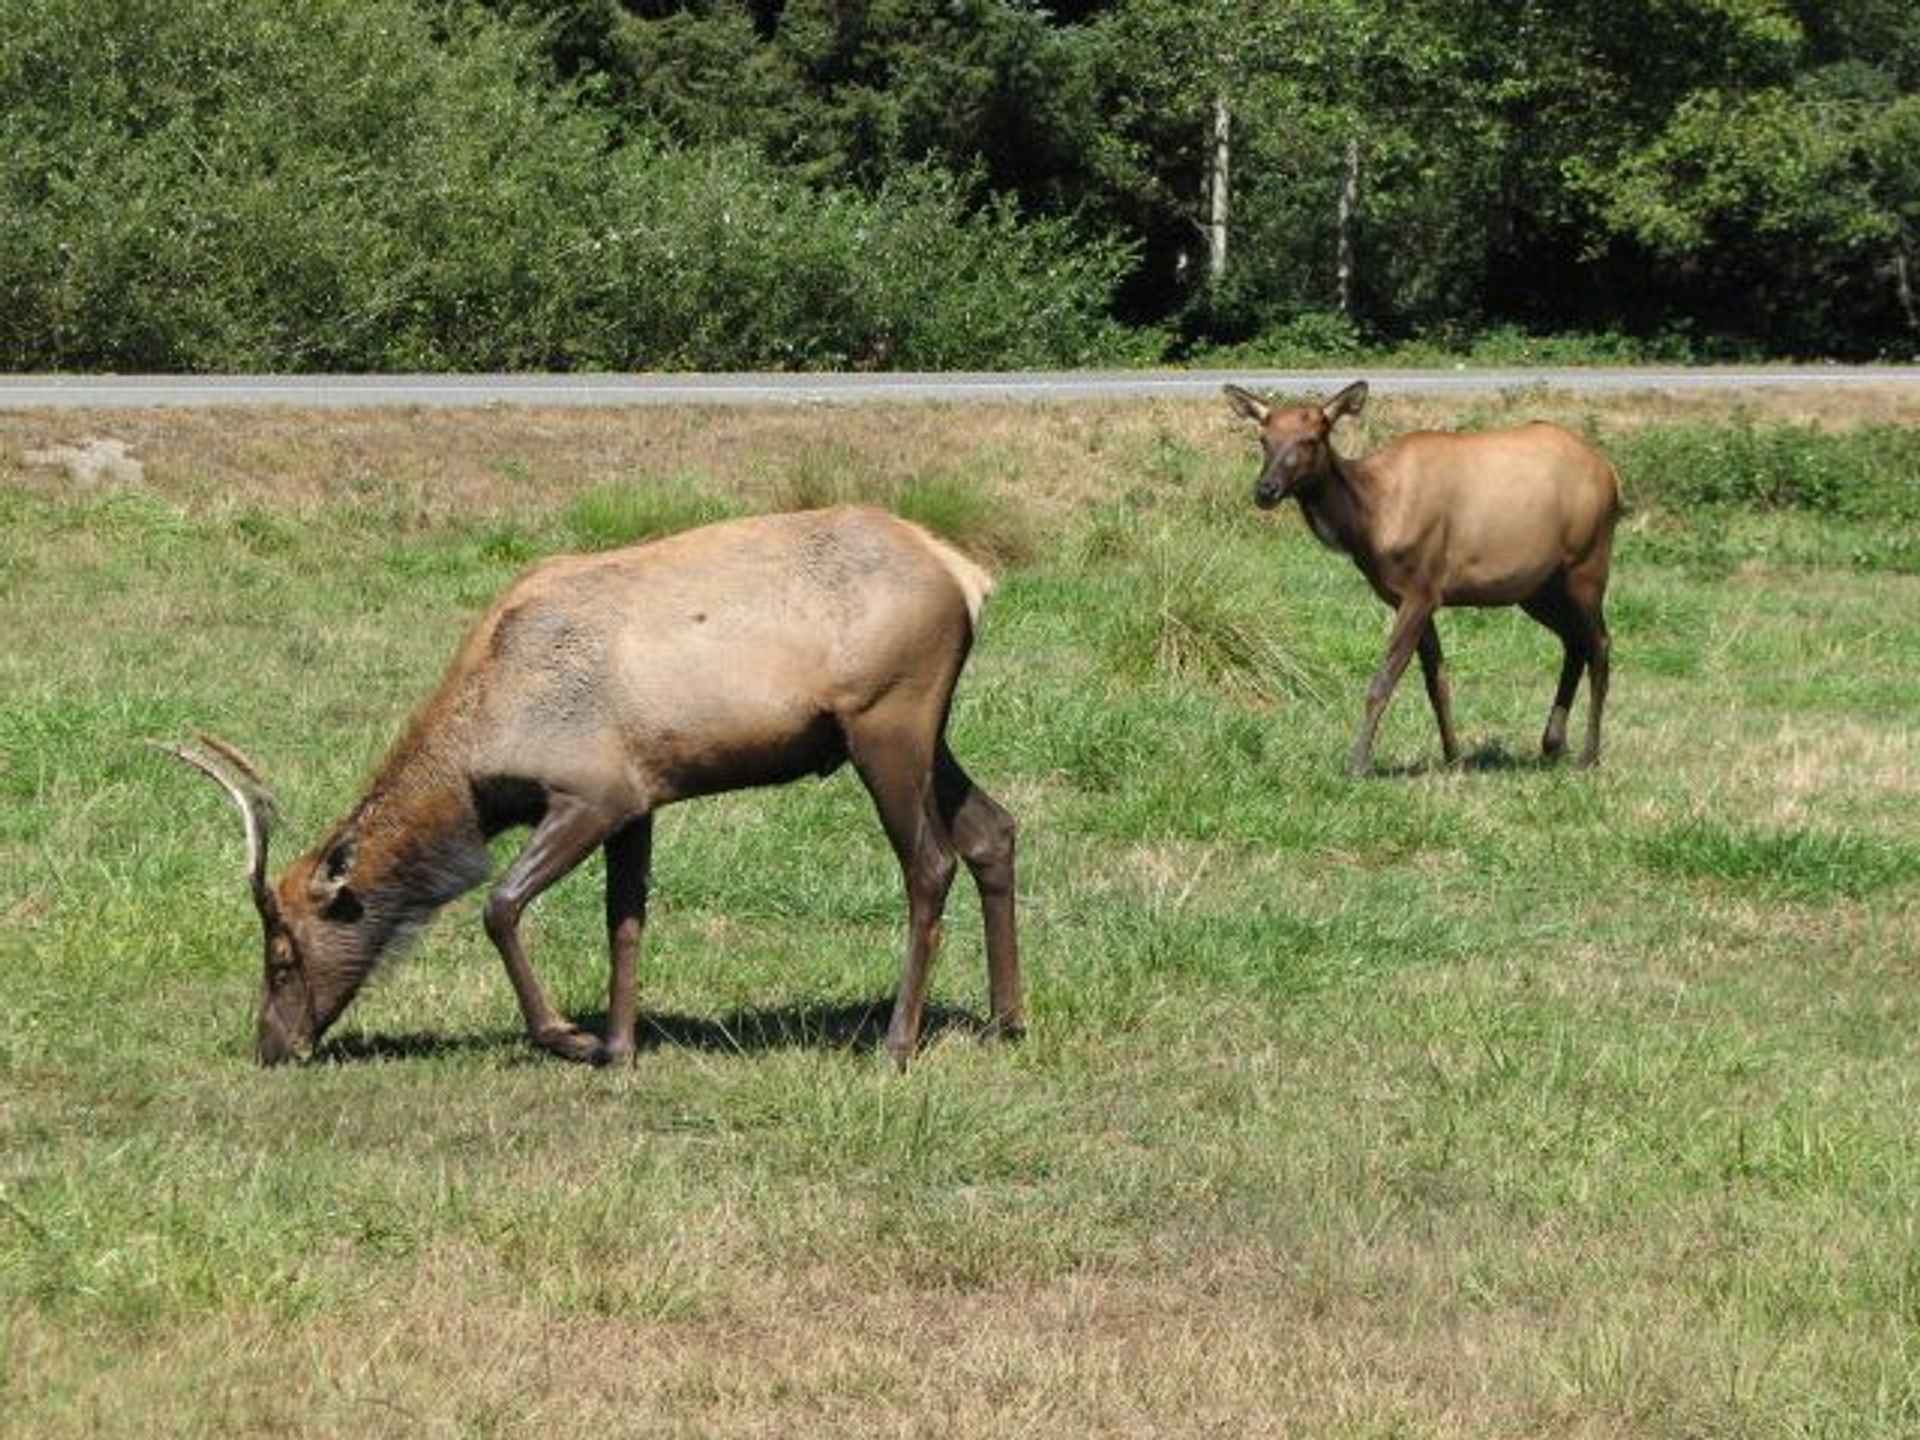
xmin=1896 ymin=247 xmax=1919 ymax=338
xmin=1336 ymin=134 xmax=1359 ymax=317
xmin=1205 ymin=95 xmax=1230 ymax=290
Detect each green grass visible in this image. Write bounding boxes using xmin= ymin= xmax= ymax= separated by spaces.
xmin=3 ymin=404 xmax=1919 ymax=1437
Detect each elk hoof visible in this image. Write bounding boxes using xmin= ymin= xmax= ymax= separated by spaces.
xmin=1542 ymin=708 xmax=1570 ymax=760
xmin=533 ymin=1023 xmax=604 ymax=1064
xmin=979 ymin=1016 xmax=1025 ymax=1046
xmin=596 ymin=1038 xmax=635 ymax=1068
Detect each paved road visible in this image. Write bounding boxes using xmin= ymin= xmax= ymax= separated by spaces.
xmin=3 ymin=367 xmax=1917 ymax=409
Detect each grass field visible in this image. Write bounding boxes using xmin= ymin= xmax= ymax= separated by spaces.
xmin=3 ymin=389 xmax=1918 ymax=1437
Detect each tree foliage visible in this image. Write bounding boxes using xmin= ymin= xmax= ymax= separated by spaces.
xmin=1 ymin=0 xmax=1916 ymax=368
xmin=0 ymin=0 xmax=1133 ymax=369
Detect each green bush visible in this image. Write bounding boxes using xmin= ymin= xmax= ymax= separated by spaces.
xmin=0 ymin=0 xmax=1141 ymax=371
xmin=1613 ymin=422 xmax=1920 ymax=521
xmin=583 ymin=153 xmax=1144 ymax=370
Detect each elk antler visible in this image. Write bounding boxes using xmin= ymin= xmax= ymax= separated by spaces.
xmin=151 ymin=733 xmax=283 ymax=919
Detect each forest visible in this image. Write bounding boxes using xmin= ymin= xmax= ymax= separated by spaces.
xmin=3 ymin=0 xmax=1917 ymax=370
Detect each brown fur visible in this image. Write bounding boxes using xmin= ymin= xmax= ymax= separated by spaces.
xmin=178 ymin=506 xmax=1019 ymax=1066
xmin=1226 ymin=381 xmax=1620 ymax=775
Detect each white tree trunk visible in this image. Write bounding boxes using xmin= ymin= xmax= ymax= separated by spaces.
xmin=1896 ymin=248 xmax=1919 ymax=337
xmin=1336 ymin=134 xmax=1360 ymax=316
xmin=1205 ymin=95 xmax=1230 ymax=289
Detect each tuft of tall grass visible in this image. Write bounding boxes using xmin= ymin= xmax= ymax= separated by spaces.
xmin=754 ymin=443 xmax=890 ymax=513
xmin=1103 ymin=537 xmax=1329 ymax=705
xmin=563 ymin=472 xmax=742 ymax=551
xmin=891 ymin=468 xmax=1036 ymax=567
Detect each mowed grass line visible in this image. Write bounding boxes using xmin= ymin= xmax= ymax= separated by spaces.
xmin=2 ymin=395 xmax=1918 ymax=1438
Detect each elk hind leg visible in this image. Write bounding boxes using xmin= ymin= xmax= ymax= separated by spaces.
xmin=601 ymin=814 xmax=654 ymax=1066
xmin=846 ymin=702 xmax=960 ymax=1068
xmin=935 ymin=743 xmax=1020 ymax=1042
xmin=1569 ymin=575 xmax=1612 ymax=767
xmin=1524 ymin=584 xmax=1586 ymax=761
xmin=1416 ymin=620 xmax=1461 ymax=766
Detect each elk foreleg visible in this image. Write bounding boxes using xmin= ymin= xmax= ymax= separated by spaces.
xmin=1416 ymin=620 xmax=1461 ymax=766
xmin=1350 ymin=596 xmax=1437 ymax=776
xmin=483 ymin=792 xmax=621 ymax=1063
xmin=601 ymin=815 xmax=654 ymax=1066
xmin=935 ymin=743 xmax=1021 ymax=1043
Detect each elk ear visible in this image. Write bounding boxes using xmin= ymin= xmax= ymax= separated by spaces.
xmin=309 ymin=832 xmax=358 ymax=908
xmin=1223 ymin=384 xmax=1272 ymax=424
xmin=1322 ymin=380 xmax=1369 ymax=424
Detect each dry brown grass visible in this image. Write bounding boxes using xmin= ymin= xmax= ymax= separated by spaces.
xmin=0 ymin=1247 xmax=1760 ymax=1439
xmin=7 ymin=382 xmax=1917 ymax=526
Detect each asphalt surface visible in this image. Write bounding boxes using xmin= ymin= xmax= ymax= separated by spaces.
xmin=3 ymin=367 xmax=1918 ymax=408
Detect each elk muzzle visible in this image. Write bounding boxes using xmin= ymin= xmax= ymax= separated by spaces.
xmin=256 ymin=1003 xmax=310 ymax=1065
xmin=1253 ymin=443 xmax=1313 ymax=508
xmin=256 ymin=931 xmax=320 ymax=1064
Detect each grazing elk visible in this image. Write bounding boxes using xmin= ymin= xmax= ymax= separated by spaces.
xmin=1225 ymin=381 xmax=1620 ymax=775
xmin=159 ymin=506 xmax=1020 ymax=1067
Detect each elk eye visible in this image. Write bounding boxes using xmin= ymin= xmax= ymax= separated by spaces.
xmin=323 ymin=890 xmax=364 ymax=924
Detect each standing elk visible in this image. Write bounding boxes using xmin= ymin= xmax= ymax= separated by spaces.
xmin=159 ymin=506 xmax=1020 ymax=1067
xmin=1225 ymin=381 xmax=1620 ymax=775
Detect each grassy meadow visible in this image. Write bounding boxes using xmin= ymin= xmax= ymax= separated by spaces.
xmin=3 ymin=387 xmax=1919 ymax=1437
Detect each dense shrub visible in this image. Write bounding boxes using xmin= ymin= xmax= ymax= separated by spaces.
xmin=1612 ymin=422 xmax=1920 ymax=521
xmin=0 ymin=0 xmax=1137 ymax=371
xmin=583 ymin=154 xmax=1144 ymax=370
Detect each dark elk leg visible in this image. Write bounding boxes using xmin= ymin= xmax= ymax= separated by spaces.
xmin=1570 ymin=577 xmax=1612 ymax=768
xmin=483 ymin=792 xmax=620 ymax=1063
xmin=1416 ymin=620 xmax=1461 ymax=766
xmin=601 ymin=814 xmax=654 ymax=1065
xmin=1524 ymin=583 xmax=1586 ymax=762
xmin=935 ymin=743 xmax=1021 ymax=1042
xmin=1350 ymin=595 xmax=1437 ymax=776
xmin=847 ymin=701 xmax=960 ymax=1069
xmin=1543 ymin=639 xmax=1587 ymax=760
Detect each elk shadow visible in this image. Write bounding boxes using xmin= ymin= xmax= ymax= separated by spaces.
xmin=628 ymin=998 xmax=986 ymax=1056
xmin=1373 ymin=740 xmax=1548 ymax=778
xmin=312 ymin=998 xmax=984 ymax=1065
xmin=315 ymin=1029 xmax=518 ymax=1063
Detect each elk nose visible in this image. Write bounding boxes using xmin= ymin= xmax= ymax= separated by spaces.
xmin=256 ymin=1009 xmax=301 ymax=1066
xmin=1254 ymin=480 xmax=1283 ymax=509
xmin=256 ymin=1029 xmax=293 ymax=1066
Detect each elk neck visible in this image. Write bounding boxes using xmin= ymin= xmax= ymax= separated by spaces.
xmin=325 ymin=708 xmax=495 ymax=941
xmin=1295 ymin=447 xmax=1378 ymax=558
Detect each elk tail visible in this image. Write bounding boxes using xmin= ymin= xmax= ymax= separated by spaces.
xmin=905 ymin=524 xmax=995 ymax=625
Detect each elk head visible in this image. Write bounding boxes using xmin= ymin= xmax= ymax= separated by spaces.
xmin=1224 ymin=380 xmax=1368 ymax=507
xmin=156 ymin=735 xmax=370 ymax=1064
